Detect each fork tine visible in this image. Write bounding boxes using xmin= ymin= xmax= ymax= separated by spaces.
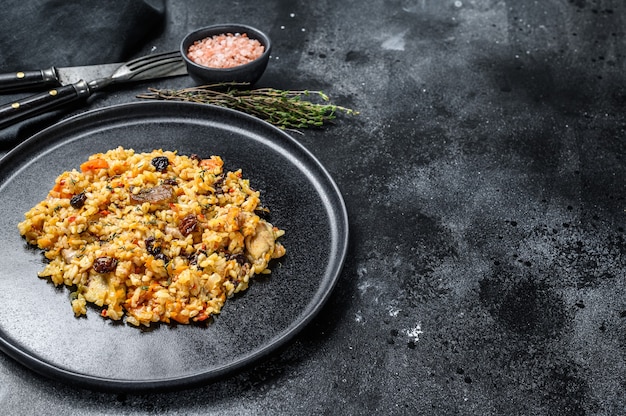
xmin=105 ymin=51 xmax=186 ymax=83
xmin=128 ymin=51 xmax=180 ymax=63
xmin=124 ymin=57 xmax=185 ymax=81
xmin=127 ymin=57 xmax=184 ymax=75
xmin=126 ymin=51 xmax=182 ymax=70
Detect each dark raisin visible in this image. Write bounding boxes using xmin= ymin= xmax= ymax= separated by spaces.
xmin=254 ymin=206 xmax=271 ymax=220
xmin=151 ymin=156 xmax=170 ymax=172
xmin=145 ymin=236 xmax=161 ymax=255
xmin=70 ymin=192 xmax=87 ymax=209
xmin=188 ymin=252 xmax=199 ymax=265
xmin=163 ymin=178 xmax=178 ymax=186
xmin=179 ymin=214 xmax=198 ymax=236
xmin=229 ymin=253 xmax=247 ymax=265
xmin=93 ymin=256 xmax=118 ymax=273
xmin=154 ymin=253 xmax=170 ymax=263
xmin=190 ymin=154 xmax=201 ymax=161
xmin=213 ymin=174 xmax=225 ymax=194
xmin=188 ymin=250 xmax=207 ymax=266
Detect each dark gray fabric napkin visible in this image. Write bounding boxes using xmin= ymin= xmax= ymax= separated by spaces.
xmin=0 ymin=0 xmax=165 ymax=148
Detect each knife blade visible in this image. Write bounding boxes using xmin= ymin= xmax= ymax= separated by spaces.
xmin=0 ymin=62 xmax=124 ymax=92
xmin=0 ymin=51 xmax=187 ymax=129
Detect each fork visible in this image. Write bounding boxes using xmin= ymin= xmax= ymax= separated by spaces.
xmin=0 ymin=51 xmax=186 ymax=129
xmin=88 ymin=51 xmax=185 ymax=90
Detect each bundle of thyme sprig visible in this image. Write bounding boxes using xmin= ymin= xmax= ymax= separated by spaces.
xmin=137 ymin=83 xmax=357 ymax=130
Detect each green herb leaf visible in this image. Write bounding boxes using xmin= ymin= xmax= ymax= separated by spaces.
xmin=137 ymin=83 xmax=358 ymax=130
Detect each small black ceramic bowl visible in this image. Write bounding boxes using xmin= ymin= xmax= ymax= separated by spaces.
xmin=180 ymin=24 xmax=272 ymax=85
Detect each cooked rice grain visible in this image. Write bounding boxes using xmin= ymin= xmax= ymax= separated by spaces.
xmin=18 ymin=147 xmax=285 ymax=326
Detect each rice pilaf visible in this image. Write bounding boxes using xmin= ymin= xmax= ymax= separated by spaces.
xmin=18 ymin=147 xmax=285 ymax=327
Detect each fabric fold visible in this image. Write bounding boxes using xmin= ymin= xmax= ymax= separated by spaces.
xmin=0 ymin=0 xmax=165 ymax=147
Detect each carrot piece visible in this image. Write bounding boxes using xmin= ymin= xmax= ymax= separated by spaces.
xmin=199 ymin=156 xmax=223 ymax=171
xmin=50 ymin=179 xmax=73 ymax=199
xmin=52 ymin=179 xmax=65 ymax=192
xmin=80 ymin=158 xmax=109 ymax=172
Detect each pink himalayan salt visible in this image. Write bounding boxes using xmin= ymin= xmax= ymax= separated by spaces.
xmin=187 ymin=32 xmax=265 ymax=68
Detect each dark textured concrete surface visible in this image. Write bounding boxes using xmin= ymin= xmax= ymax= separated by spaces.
xmin=1 ymin=0 xmax=625 ymax=414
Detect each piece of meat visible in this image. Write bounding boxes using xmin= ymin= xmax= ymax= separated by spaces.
xmin=129 ymin=185 xmax=175 ymax=204
xmin=245 ymin=222 xmax=275 ymax=259
xmin=165 ymin=224 xmax=184 ymax=239
xmin=61 ymin=248 xmax=79 ymax=263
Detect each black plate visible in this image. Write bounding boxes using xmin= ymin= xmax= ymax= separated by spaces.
xmin=0 ymin=102 xmax=348 ymax=392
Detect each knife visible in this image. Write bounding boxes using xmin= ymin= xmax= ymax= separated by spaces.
xmin=0 ymin=62 xmax=124 ymax=92
xmin=0 ymin=51 xmax=187 ymax=129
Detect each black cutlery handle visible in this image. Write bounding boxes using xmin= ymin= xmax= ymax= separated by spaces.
xmin=0 ymin=80 xmax=91 ymax=129
xmin=0 ymin=67 xmax=60 ymax=92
